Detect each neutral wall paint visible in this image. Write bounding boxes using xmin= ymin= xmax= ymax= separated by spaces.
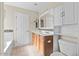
xmin=0 ymin=2 xmax=4 ymax=55
xmin=61 ymin=25 xmax=79 ymax=38
xmin=4 ymin=5 xmax=15 ymax=30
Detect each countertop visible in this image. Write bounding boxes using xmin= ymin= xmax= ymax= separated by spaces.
xmin=32 ymin=30 xmax=54 ymax=36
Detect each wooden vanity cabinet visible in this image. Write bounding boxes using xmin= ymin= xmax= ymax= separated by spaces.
xmin=39 ymin=35 xmax=53 ymax=56
xmin=32 ymin=33 xmax=53 ymax=56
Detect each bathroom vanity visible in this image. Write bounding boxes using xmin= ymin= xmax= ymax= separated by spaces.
xmin=32 ymin=31 xmax=53 ymax=56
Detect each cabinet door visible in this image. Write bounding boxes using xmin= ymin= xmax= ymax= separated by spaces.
xmin=34 ymin=34 xmax=37 ymax=46
xmin=36 ymin=35 xmax=40 ymax=51
xmin=54 ymin=6 xmax=63 ymax=26
xmin=39 ymin=36 xmax=44 ymax=55
xmin=44 ymin=36 xmax=53 ymax=56
xmin=63 ymin=2 xmax=75 ymax=25
xmin=32 ymin=33 xmax=37 ymax=46
xmin=32 ymin=33 xmax=35 ymax=44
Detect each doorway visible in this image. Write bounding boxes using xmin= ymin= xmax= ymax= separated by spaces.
xmin=15 ymin=12 xmax=31 ymax=47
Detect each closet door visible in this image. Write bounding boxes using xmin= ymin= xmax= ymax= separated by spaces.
xmin=15 ymin=12 xmax=30 ymax=46
xmin=63 ymin=2 xmax=75 ymax=25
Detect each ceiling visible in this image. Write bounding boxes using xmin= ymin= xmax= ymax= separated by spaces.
xmin=4 ymin=2 xmax=61 ymax=13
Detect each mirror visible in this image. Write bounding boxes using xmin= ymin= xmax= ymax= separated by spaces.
xmin=39 ymin=10 xmax=54 ymax=29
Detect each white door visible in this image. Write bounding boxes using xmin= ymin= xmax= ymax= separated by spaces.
xmin=15 ymin=12 xmax=30 ymax=46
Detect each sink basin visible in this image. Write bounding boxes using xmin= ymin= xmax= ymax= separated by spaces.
xmin=40 ymin=31 xmax=54 ymax=35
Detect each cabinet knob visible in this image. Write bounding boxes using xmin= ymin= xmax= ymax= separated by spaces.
xmin=47 ymin=40 xmax=51 ymax=43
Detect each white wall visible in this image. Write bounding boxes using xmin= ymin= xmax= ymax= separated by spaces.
xmin=61 ymin=25 xmax=79 ymax=38
xmin=0 ymin=2 xmax=4 ymax=55
xmin=4 ymin=5 xmax=15 ymax=30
